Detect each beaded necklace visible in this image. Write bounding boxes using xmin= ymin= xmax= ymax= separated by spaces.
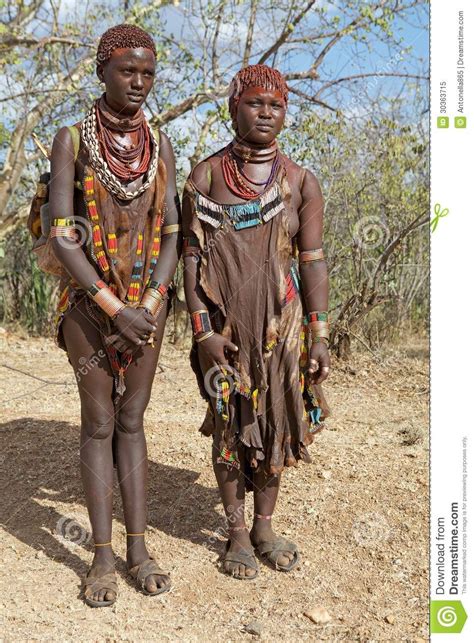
xmin=221 ymin=139 xmax=280 ymax=200
xmin=95 ymin=100 xmax=151 ymax=182
xmin=81 ymin=101 xmax=159 ymax=201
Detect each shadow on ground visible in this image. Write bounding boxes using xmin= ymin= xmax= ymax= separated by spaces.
xmin=0 ymin=418 xmax=222 ymax=582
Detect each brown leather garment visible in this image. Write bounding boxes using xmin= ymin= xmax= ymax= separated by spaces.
xmin=186 ymin=162 xmax=329 ymax=477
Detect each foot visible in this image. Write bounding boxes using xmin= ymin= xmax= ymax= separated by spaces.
xmin=224 ymin=528 xmax=258 ymax=579
xmin=126 ymin=537 xmax=171 ymax=594
xmin=85 ymin=547 xmax=117 ymax=605
xmin=250 ymin=520 xmax=297 ymax=569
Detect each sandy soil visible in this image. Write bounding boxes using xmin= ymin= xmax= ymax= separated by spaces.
xmin=0 ymin=326 xmax=428 ymax=641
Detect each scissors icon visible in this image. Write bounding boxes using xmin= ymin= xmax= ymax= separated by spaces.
xmin=431 ymin=203 xmax=449 ymax=232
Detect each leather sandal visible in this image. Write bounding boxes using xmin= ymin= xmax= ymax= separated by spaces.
xmin=83 ymin=571 xmax=118 ymax=608
xmin=251 ymin=513 xmax=300 ymax=572
xmin=222 ymin=526 xmax=259 ymax=580
xmin=252 ymin=536 xmax=300 ymax=572
xmin=128 ymin=557 xmax=171 ymax=596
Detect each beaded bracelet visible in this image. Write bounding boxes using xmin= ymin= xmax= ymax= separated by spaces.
xmin=308 ymin=311 xmax=330 ymax=342
xmin=195 ymin=330 xmax=215 ymax=344
xmin=50 ymin=217 xmax=76 ymax=239
xmin=183 ymin=236 xmax=201 ymax=256
xmin=299 ymin=248 xmax=325 ymax=263
xmin=87 ymin=280 xmax=126 ymax=319
xmin=139 ymin=281 xmax=168 ymax=317
xmin=191 ymin=309 xmax=212 ymax=336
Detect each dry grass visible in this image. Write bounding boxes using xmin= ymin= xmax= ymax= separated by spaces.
xmin=0 ymin=327 xmax=428 ymax=641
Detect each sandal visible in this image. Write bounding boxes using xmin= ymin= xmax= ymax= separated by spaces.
xmin=251 ymin=514 xmax=300 ymax=572
xmin=83 ymin=570 xmax=118 ymax=608
xmin=128 ymin=557 xmax=171 ymax=596
xmin=223 ymin=526 xmax=259 ymax=580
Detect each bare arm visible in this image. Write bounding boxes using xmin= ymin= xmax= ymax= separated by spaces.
xmin=148 ymin=131 xmax=181 ymax=287
xmin=182 ymin=161 xmax=238 ymax=365
xmin=49 ymin=127 xmax=101 ymax=288
xmin=297 ymin=169 xmax=330 ymax=384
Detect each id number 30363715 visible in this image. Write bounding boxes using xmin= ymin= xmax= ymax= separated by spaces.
xmin=440 ymin=81 xmax=447 ymax=114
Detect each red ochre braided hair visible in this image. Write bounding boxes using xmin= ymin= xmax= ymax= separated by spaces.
xmin=96 ymin=23 xmax=157 ymax=65
xmin=228 ymin=64 xmax=289 ymax=121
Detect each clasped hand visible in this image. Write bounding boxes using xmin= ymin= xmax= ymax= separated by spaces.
xmin=106 ymin=306 xmax=157 ymax=354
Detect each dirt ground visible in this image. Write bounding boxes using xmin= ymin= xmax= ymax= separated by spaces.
xmin=0 ymin=326 xmax=428 ymax=642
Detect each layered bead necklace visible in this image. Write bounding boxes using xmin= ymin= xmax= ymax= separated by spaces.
xmin=95 ymin=95 xmax=152 ymax=183
xmin=221 ymin=136 xmax=281 ymax=200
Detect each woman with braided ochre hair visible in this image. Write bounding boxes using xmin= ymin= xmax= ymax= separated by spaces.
xmin=49 ymin=24 xmax=180 ymax=606
xmin=183 ymin=64 xmax=331 ymax=579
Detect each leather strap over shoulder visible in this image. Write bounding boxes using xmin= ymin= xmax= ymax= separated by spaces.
xmin=67 ymin=125 xmax=80 ymax=162
xmin=151 ymin=126 xmax=161 ymax=157
xmin=299 ymin=167 xmax=307 ymax=190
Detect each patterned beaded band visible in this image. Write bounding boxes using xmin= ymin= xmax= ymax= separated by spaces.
xmin=308 ymin=311 xmax=328 ymax=323
xmin=308 ymin=311 xmax=330 ymax=341
xmin=299 ymin=248 xmax=325 ymax=263
xmin=183 ymin=236 xmax=201 ymax=256
xmin=161 ymin=224 xmax=181 ymax=235
xmin=191 ymin=310 xmax=212 ymax=336
xmin=50 ymin=226 xmax=77 ymax=239
xmin=52 ymin=218 xmax=74 ymax=226
xmin=139 ymin=281 xmax=168 ymax=317
xmin=50 ymin=217 xmax=76 ymax=239
xmin=87 ymin=280 xmax=126 ymax=319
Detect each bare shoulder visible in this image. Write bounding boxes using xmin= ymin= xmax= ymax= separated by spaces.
xmin=301 ymin=167 xmax=323 ymax=201
xmin=51 ymin=126 xmax=75 ymax=159
xmin=280 ymin=155 xmax=321 ymax=203
xmin=157 ymin=130 xmax=175 ymax=162
xmin=188 ymin=152 xmax=222 ymax=196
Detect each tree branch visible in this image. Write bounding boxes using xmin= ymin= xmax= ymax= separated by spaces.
xmin=211 ymin=0 xmax=227 ymax=83
xmin=0 ymin=35 xmax=90 ymax=51
xmin=257 ymin=0 xmax=317 ymax=65
xmin=315 ymin=71 xmax=428 ymax=98
xmin=188 ymin=112 xmax=219 ymax=169
xmin=243 ymin=0 xmax=258 ymax=67
xmin=288 ymin=86 xmax=337 ymax=112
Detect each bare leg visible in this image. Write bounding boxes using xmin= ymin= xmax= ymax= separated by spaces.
xmin=212 ymin=443 xmax=257 ymax=578
xmin=62 ymin=298 xmax=116 ymax=604
xmin=250 ymin=470 xmax=295 ymax=567
xmin=116 ymin=303 xmax=170 ymax=593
